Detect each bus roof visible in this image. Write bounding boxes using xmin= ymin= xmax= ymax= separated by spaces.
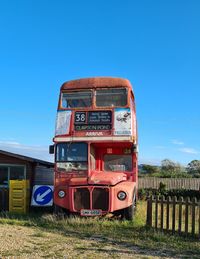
xmin=61 ymin=77 xmax=132 ymax=91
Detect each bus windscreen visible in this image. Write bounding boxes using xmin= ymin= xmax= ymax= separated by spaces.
xmin=56 ymin=143 xmax=88 ymax=172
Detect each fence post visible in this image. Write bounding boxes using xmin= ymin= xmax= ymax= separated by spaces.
xmin=191 ymin=197 xmax=196 ymax=236
xmin=155 ymin=195 xmax=158 ymax=229
xmin=178 ymin=197 xmax=183 ymax=235
xmin=199 ymin=200 xmax=200 ymax=238
xmin=185 ymin=197 xmax=190 ymax=235
xmin=146 ymin=196 xmax=152 ymax=227
xmin=160 ymin=196 xmax=164 ymax=231
xmin=172 ymin=196 xmax=177 ymax=233
xmin=166 ymin=196 xmax=170 ymax=230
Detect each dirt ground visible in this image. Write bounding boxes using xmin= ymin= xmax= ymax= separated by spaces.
xmin=0 ymin=224 xmax=187 ymax=259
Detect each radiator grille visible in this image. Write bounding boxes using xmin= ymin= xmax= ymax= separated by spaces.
xmin=74 ymin=188 xmax=90 ymax=211
xmin=92 ymin=188 xmax=109 ymax=211
xmin=74 ymin=187 xmax=109 ymax=212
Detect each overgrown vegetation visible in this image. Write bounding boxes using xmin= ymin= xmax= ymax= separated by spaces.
xmin=139 ymin=159 xmax=200 ymax=178
xmin=139 ymin=184 xmax=200 ymax=200
xmin=0 ymin=201 xmax=200 ymax=258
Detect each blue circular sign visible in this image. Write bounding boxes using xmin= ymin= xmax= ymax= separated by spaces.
xmin=33 ymin=186 xmax=53 ymax=205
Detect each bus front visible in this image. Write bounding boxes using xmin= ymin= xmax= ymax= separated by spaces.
xmin=52 ymin=77 xmax=138 ymax=220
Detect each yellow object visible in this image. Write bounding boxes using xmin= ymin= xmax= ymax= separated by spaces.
xmin=9 ymin=180 xmax=30 ymax=213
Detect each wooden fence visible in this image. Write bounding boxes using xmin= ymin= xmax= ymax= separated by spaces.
xmin=139 ymin=177 xmax=200 ymax=190
xmin=146 ymin=196 xmax=200 ymax=238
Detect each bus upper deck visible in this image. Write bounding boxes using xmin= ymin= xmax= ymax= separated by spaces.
xmin=54 ymin=77 xmax=137 ymax=143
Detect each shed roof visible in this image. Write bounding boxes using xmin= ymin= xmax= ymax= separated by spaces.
xmin=0 ymin=150 xmax=54 ymax=167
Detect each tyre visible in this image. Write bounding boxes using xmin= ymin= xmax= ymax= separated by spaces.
xmin=123 ymin=192 xmax=137 ymax=221
xmin=54 ymin=205 xmax=69 ymax=219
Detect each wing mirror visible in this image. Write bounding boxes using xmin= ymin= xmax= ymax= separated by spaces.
xmin=132 ymin=144 xmax=138 ymax=153
xmin=49 ymin=145 xmax=55 ymax=154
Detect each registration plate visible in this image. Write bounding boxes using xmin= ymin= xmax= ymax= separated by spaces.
xmin=80 ymin=209 xmax=102 ymax=216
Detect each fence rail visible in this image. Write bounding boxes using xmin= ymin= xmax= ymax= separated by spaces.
xmin=139 ymin=177 xmax=200 ymax=190
xmin=146 ymin=195 xmax=200 ymax=238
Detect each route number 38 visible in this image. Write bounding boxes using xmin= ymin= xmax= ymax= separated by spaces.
xmin=75 ymin=112 xmax=86 ymax=123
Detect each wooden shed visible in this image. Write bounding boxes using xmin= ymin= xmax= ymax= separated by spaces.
xmin=0 ymin=150 xmax=54 ymax=211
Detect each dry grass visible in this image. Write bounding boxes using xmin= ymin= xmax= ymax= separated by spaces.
xmin=0 ymin=201 xmax=199 ymax=259
xmin=0 ymin=224 xmax=159 ymax=259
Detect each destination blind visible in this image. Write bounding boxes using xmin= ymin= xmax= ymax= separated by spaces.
xmin=74 ymin=111 xmax=112 ymax=131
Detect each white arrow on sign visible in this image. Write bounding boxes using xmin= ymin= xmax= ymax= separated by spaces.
xmin=36 ymin=189 xmax=52 ymax=202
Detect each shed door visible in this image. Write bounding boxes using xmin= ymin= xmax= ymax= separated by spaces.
xmin=0 ymin=165 xmax=26 ymax=211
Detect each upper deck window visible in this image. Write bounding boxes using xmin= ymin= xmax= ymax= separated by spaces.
xmin=62 ymin=91 xmax=92 ymax=108
xmin=96 ymin=88 xmax=127 ymax=107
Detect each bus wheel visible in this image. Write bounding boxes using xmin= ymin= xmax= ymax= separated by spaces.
xmin=54 ymin=205 xmax=69 ymax=219
xmin=123 ymin=193 xmax=136 ymax=221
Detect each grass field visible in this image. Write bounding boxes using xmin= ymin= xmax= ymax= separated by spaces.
xmin=0 ymin=201 xmax=199 ymax=258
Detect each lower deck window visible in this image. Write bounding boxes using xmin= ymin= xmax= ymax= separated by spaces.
xmin=104 ymin=155 xmax=132 ymax=172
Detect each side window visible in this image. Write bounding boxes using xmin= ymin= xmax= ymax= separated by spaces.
xmin=10 ymin=166 xmax=25 ymax=180
xmin=0 ymin=166 xmax=25 ymax=187
xmin=104 ymin=155 xmax=132 ymax=172
xmin=0 ymin=167 xmax=8 ymax=186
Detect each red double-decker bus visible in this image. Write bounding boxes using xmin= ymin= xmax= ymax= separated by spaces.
xmin=50 ymin=77 xmax=138 ymax=220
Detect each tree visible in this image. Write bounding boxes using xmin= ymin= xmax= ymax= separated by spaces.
xmin=160 ymin=159 xmax=186 ymax=178
xmin=139 ymin=164 xmax=160 ymax=175
xmin=186 ymin=160 xmax=200 ymax=177
xmin=161 ymin=159 xmax=180 ymax=173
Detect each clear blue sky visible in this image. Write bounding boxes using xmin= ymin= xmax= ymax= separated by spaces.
xmin=0 ymin=0 xmax=199 ymax=165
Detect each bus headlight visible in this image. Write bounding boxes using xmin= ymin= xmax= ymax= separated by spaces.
xmin=117 ymin=191 xmax=127 ymax=201
xmin=58 ymin=190 xmax=66 ymax=198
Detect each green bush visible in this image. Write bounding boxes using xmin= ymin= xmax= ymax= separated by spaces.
xmin=138 ymin=188 xmax=200 ymax=200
